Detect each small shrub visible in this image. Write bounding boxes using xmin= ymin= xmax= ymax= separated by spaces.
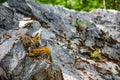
xmin=90 ymin=49 xmax=101 ymax=60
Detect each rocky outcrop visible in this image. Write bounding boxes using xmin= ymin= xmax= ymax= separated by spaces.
xmin=0 ymin=0 xmax=120 ymax=80
xmin=91 ymin=9 xmax=120 ymax=42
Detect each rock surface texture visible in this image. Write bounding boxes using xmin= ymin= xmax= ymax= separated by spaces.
xmin=0 ymin=0 xmax=120 ymax=80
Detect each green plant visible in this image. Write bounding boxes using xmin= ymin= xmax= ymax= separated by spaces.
xmin=74 ymin=19 xmax=81 ymax=31
xmin=34 ymin=0 xmax=120 ymax=11
xmin=0 ymin=0 xmax=7 ymax=3
xmin=90 ymin=49 xmax=101 ymax=60
xmin=74 ymin=19 xmax=90 ymax=31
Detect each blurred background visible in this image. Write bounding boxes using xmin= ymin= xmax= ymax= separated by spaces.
xmin=35 ymin=0 xmax=120 ymax=11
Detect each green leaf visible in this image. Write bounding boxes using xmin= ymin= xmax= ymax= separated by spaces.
xmin=0 ymin=0 xmax=7 ymax=3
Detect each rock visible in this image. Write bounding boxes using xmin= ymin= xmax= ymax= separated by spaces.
xmin=0 ymin=4 xmax=25 ymax=30
xmin=0 ymin=5 xmax=15 ymax=29
xmin=91 ymin=9 xmax=120 ymax=42
xmin=0 ymin=20 xmax=63 ymax=80
xmin=8 ymin=0 xmax=32 ymax=16
xmin=40 ymin=28 xmax=56 ymax=40
xmin=0 ymin=0 xmax=120 ymax=80
xmin=0 ymin=29 xmax=28 ymax=61
xmin=0 ymin=67 xmax=8 ymax=80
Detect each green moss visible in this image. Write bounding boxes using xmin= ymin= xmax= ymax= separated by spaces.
xmin=74 ymin=19 xmax=90 ymax=31
xmin=74 ymin=19 xmax=81 ymax=28
xmin=0 ymin=0 xmax=6 ymax=3
xmin=90 ymin=49 xmax=101 ymax=60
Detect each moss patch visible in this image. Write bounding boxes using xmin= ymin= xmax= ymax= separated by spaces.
xmin=90 ymin=49 xmax=101 ymax=60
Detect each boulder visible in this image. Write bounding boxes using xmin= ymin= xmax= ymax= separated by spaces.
xmin=0 ymin=0 xmax=120 ymax=80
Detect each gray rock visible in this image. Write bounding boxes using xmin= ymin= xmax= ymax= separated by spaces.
xmin=0 ymin=67 xmax=8 ymax=80
xmin=0 ymin=20 xmax=63 ymax=80
xmin=0 ymin=4 xmax=25 ymax=30
xmin=0 ymin=5 xmax=14 ymax=29
xmin=41 ymin=28 xmax=56 ymax=40
xmin=91 ymin=9 xmax=120 ymax=42
xmin=8 ymin=0 xmax=32 ymax=16
xmin=0 ymin=0 xmax=120 ymax=80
